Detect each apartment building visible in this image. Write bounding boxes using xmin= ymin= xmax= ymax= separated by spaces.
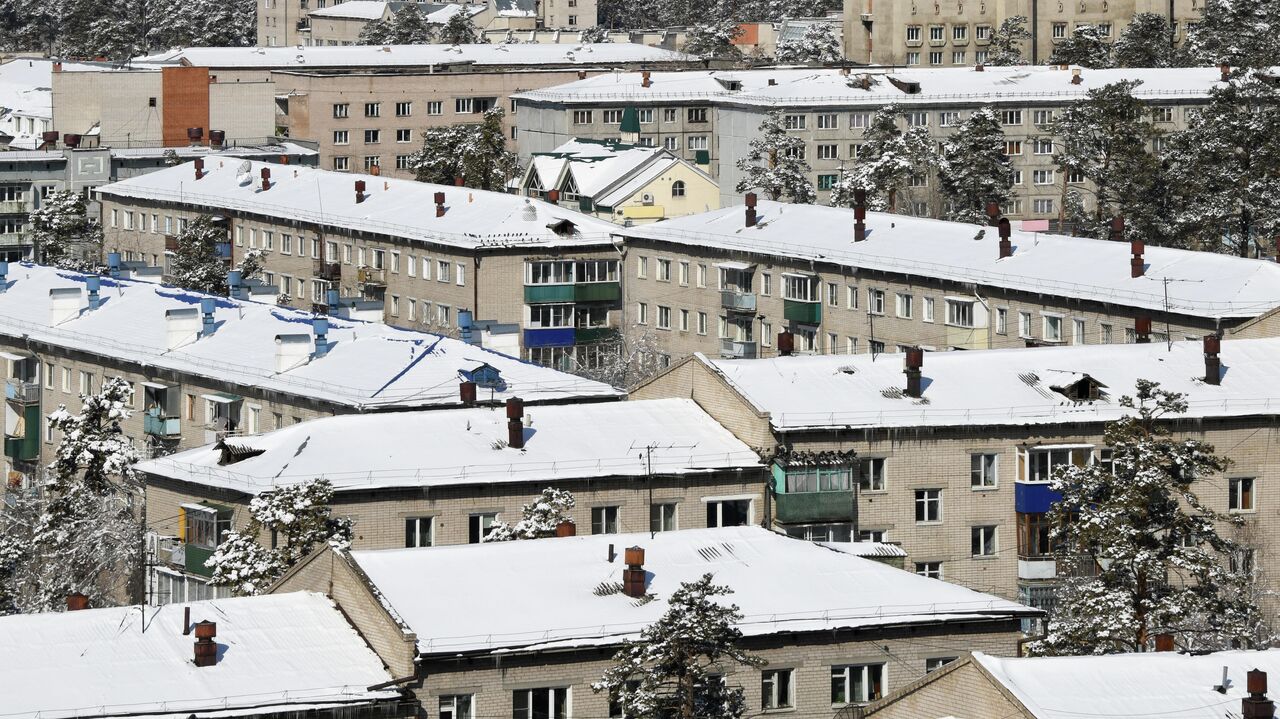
xmin=516 ymin=65 xmax=1222 ymax=216
xmin=0 ymin=262 xmax=618 ymax=493
xmin=844 ymin=0 xmax=1203 ymax=66
xmin=615 ymin=200 xmax=1280 ymax=361
xmin=521 ymin=138 xmax=719 ymax=224
xmin=136 ymin=397 xmax=763 ymax=600
xmin=633 ymin=338 xmax=1280 ymax=617
xmin=0 ymin=143 xmax=317 ymax=261
xmin=0 ymin=592 xmax=412 ymax=718
xmin=132 ymin=43 xmax=697 ymax=177
xmin=273 ymin=526 xmax=1039 ymax=710
xmin=95 ymin=160 xmax=636 ymax=368
xmin=0 ymin=58 xmax=106 ymax=151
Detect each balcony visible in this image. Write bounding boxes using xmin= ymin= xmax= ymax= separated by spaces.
xmin=720 ymin=290 xmax=756 ymax=313
xmin=720 ymin=339 xmax=757 ymax=359
xmin=164 ymin=235 xmax=178 ymax=251
xmin=315 ymin=261 xmax=341 ymax=281
xmin=774 ymin=490 xmax=856 ymax=524
xmin=5 ymin=379 xmax=39 ymax=404
xmin=575 ymin=327 xmax=618 ymax=345
xmin=215 ymin=242 xmax=232 ymax=259
xmin=574 ymin=282 xmax=621 ymax=302
xmin=357 ymin=266 xmax=386 ymax=287
xmin=523 ymin=327 xmax=576 ymax=348
xmin=525 ymin=284 xmax=575 ymax=303
xmin=0 ymin=200 xmax=28 ymax=214
xmin=783 ymin=299 xmax=822 ymax=325
xmin=143 ymin=414 xmax=181 ymax=438
xmin=3 ymin=404 xmax=40 ymax=461
xmin=184 ymin=544 xmax=216 ymax=578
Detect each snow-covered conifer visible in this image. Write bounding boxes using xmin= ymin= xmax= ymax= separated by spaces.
xmin=439 ymin=10 xmax=480 ymax=44
xmin=1112 ymin=13 xmax=1177 ymax=68
xmin=358 ymin=3 xmax=435 ymax=44
xmin=774 ymin=22 xmax=841 ymax=64
xmin=986 ymin=16 xmax=1029 ymax=65
xmin=1186 ymin=0 xmax=1280 ymax=70
xmin=169 ymin=215 xmax=229 ymax=294
xmin=830 ymin=105 xmax=935 ymax=213
xmin=936 ymin=106 xmax=1013 ymax=224
xmin=27 ymin=190 xmax=102 ymax=271
xmin=579 ymin=26 xmax=611 ymax=42
xmin=1047 ymin=24 xmax=1113 ymax=67
xmin=683 ymin=18 xmax=743 ymax=60
xmin=462 ymin=108 xmax=520 ymax=192
xmin=485 ymin=488 xmax=576 ymax=541
xmin=734 ymin=111 xmax=816 ymax=204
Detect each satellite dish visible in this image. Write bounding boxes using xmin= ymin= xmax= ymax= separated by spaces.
xmin=236 ymin=160 xmax=253 ymax=185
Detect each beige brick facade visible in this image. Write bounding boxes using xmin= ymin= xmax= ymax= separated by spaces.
xmin=860 ymin=656 xmax=1032 ymax=719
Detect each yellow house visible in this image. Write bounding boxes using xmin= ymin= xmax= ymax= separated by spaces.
xmin=521 ymin=137 xmax=719 ymax=224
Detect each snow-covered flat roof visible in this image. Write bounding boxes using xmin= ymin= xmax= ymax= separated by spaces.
xmin=971 ymin=649 xmax=1280 ymax=719
xmin=699 ymin=338 xmax=1280 ymax=432
xmin=128 ymin=43 xmax=692 ymax=69
xmin=137 ymin=397 xmax=759 ymax=494
xmin=308 ymin=0 xmax=390 ymax=19
xmin=515 ymin=65 xmax=1224 ymax=107
xmin=0 ymin=263 xmax=618 ymax=409
xmin=349 ymin=526 xmax=1036 ymax=656
xmin=96 ymin=160 xmax=620 ymax=250
xmin=0 ymin=592 xmax=398 ymax=719
xmin=619 ymin=200 xmax=1280 ymax=320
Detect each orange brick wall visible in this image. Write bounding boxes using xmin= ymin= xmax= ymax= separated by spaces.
xmin=161 ymin=67 xmax=211 ymax=148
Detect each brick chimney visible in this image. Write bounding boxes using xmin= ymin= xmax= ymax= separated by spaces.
xmin=622 ymin=546 xmax=646 ymax=597
xmin=1204 ymin=334 xmax=1222 ymax=385
xmin=547 ymin=189 xmax=560 ymax=205
xmin=506 ymin=397 xmax=525 ymax=449
xmin=641 ymin=70 xmax=651 ymax=88
xmin=975 ymin=62 xmax=985 ymax=72
xmin=460 ymin=380 xmax=477 ymax=405
xmin=1071 ymin=68 xmax=1083 ymax=85
xmin=454 ymin=175 xmax=465 ymax=187
xmin=745 ymin=192 xmax=758 ymax=228
xmin=777 ymin=330 xmax=794 ymax=356
xmin=193 ymin=620 xmax=217 ymax=667
xmin=1135 ymin=316 xmax=1152 ymax=343
xmin=904 ymin=347 xmax=924 ymax=398
xmin=998 ymin=218 xmax=1012 ymax=259
xmin=1220 ymin=63 xmax=1232 ymax=82
xmin=1154 ymin=633 xmax=1175 ymax=652
xmin=187 ymin=127 xmax=204 ymax=145
xmin=555 ymin=520 xmax=576 ymax=537
xmin=434 ymin=191 xmax=446 ymax=217
xmin=260 ymin=167 xmax=271 ymax=191
xmin=194 ymin=158 xmax=205 ymax=180
xmin=854 ymin=188 xmax=867 ymax=242
xmin=1244 ymin=670 xmax=1275 ymax=719
xmin=986 ymin=201 xmax=1000 ymax=226
xmin=1130 ymin=239 xmax=1145 ymax=278
xmin=355 ymin=179 xmax=366 ymax=204
xmin=63 ymin=133 xmax=81 ymax=149
xmin=66 ymin=593 xmax=88 ymax=611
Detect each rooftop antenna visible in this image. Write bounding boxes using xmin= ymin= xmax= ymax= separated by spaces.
xmin=1145 ymin=275 xmax=1204 ymax=351
xmin=630 ymin=440 xmax=697 ymax=538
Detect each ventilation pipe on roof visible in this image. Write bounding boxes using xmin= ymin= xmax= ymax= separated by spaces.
xmin=904 ymin=347 xmax=924 ymax=398
xmin=777 ymin=330 xmax=794 ymax=357
xmin=227 ymin=269 xmax=242 ymax=299
xmin=1204 ymin=334 xmax=1222 ymax=385
xmin=985 ymin=201 xmax=1000 ymax=226
xmin=106 ymin=253 xmax=121 ymax=279
xmin=49 ymin=287 xmax=83 ymax=325
xmin=556 ymin=520 xmax=575 ymax=537
xmin=459 ymin=309 xmax=475 ymax=344
xmin=370 ymin=164 xmax=381 ymax=177
xmin=63 ymin=134 xmax=81 ymax=149
xmin=326 ymin=289 xmax=340 ymax=313
xmin=275 ymin=333 xmax=312 ymax=372
xmin=183 ymin=606 xmax=191 ymax=635
xmin=260 ymin=167 xmax=271 ymax=191
xmin=355 ymin=179 xmax=367 ymax=204
xmin=1154 ymin=633 xmax=1175 ymax=652
xmin=209 ymin=130 xmax=226 ymax=148
xmin=312 ymin=317 xmax=330 ymax=358
xmin=854 ymin=188 xmax=867 ymax=242
xmin=85 ymin=276 xmax=101 ymax=311
xmin=767 ymin=78 xmax=776 ymax=86
xmin=0 ymin=261 xmax=9 ymax=290
xmin=547 ymin=189 xmax=560 ymax=206
xmin=66 ymin=593 xmax=88 ymax=611
xmin=187 ymin=127 xmax=204 ymax=145
xmin=622 ymin=546 xmax=646 ymax=597
xmin=1071 ymin=68 xmax=1083 ymax=85
xmin=642 ymin=70 xmax=651 ymax=88
xmin=998 ymin=218 xmax=1013 ymax=259
xmin=578 ymin=70 xmax=587 ymax=80
xmin=165 ymin=307 xmax=201 ymax=349
xmin=193 ymin=621 xmax=218 ymax=667
xmin=507 ymin=397 xmax=526 ymax=449
xmin=745 ymin=192 xmax=758 ymax=228
xmin=454 ymin=175 xmax=465 ymax=187
xmin=40 ymin=130 xmax=58 ymax=150
xmin=1135 ymin=316 xmax=1152 ymax=344
xmin=194 ymin=158 xmax=205 ymax=180
xmin=975 ymin=62 xmax=985 ymax=72
xmin=1243 ymin=670 xmax=1274 ymax=719
xmin=1220 ymin=63 xmax=1232 ymax=82
xmin=460 ymin=380 xmax=477 ymax=405
xmin=435 ymin=191 xmax=447 ymax=217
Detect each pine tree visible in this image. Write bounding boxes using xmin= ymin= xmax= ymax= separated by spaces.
xmin=462 ymin=108 xmax=520 ymax=192
xmin=734 ymin=111 xmax=816 ymax=204
xmin=358 ymin=3 xmax=435 ymax=44
xmin=1028 ymin=380 xmax=1272 ymax=656
xmin=830 ymin=105 xmax=935 ymax=213
xmin=1186 ymin=0 xmax=1280 ymax=70
xmin=936 ymin=107 xmax=1013 ymax=224
xmin=579 ymin=25 xmax=612 ymax=42
xmin=683 ymin=17 xmax=743 ymax=60
xmin=986 ymin=16 xmax=1030 ymax=66
xmin=27 ymin=189 xmax=102 ymax=271
xmin=169 ymin=215 xmax=229 ymax=294
xmin=1112 ymin=13 xmax=1176 ymax=68
xmin=0 ymin=377 xmax=143 ymax=612
xmin=1047 ymin=24 xmax=1113 ymax=68
xmin=1053 ymin=80 xmax=1163 ymax=241
xmin=1164 ymin=74 xmax=1280 ymax=256
xmin=439 ymin=9 xmax=479 ymax=44
xmin=774 ymin=22 xmax=841 ymax=64
xmin=206 ymin=478 xmax=353 ymax=596
xmin=485 ymin=488 xmax=576 ymax=541
xmin=411 ymin=125 xmax=470 ymax=185
xmin=594 ymin=574 xmax=766 ymax=719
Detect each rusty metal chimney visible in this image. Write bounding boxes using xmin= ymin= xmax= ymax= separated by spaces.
xmin=745 ymin=192 xmax=758 ymax=228
xmin=1220 ymin=63 xmax=1232 ymax=82
xmin=1244 ymin=670 xmax=1275 ymax=719
xmin=506 ymin=397 xmax=525 ymax=449
xmin=641 ymin=70 xmax=651 ymax=88
xmin=194 ymin=158 xmax=205 ymax=180
xmin=183 ymin=606 xmax=192 ymax=635
xmin=193 ymin=621 xmax=217 ymax=667
xmin=547 ymin=189 xmax=560 ymax=205
xmin=622 ymin=546 xmax=646 ymax=597
xmin=777 ymin=331 xmax=794 ymax=357
xmin=854 ymin=188 xmax=867 ymax=242
xmin=1130 ymin=240 xmax=1145 ymax=278
xmin=1154 ymin=633 xmax=1175 ymax=652
xmin=355 ymin=179 xmax=366 ymax=204
xmin=1135 ymin=316 xmax=1152 ymax=343
xmin=998 ymin=218 xmax=1013 ymax=259
xmin=986 ymin=201 xmax=1000 ymax=226
xmin=1204 ymin=335 xmax=1222 ymax=385
xmin=460 ymin=380 xmax=477 ymax=405
xmin=66 ymin=593 xmax=88 ymax=611
xmin=434 ymin=191 xmax=446 ymax=217
xmin=904 ymin=347 xmax=924 ymax=398
xmin=260 ymin=167 xmax=271 ymax=191
xmin=1071 ymin=68 xmax=1083 ymax=85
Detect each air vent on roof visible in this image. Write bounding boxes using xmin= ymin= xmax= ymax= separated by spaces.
xmin=1050 ymin=375 xmax=1107 ymax=402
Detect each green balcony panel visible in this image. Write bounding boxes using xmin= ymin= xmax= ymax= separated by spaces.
xmin=783 ymin=300 xmax=822 ymax=325
xmin=774 ymin=490 xmax=856 ymax=524
xmin=574 ymin=282 xmax=621 ymax=302
xmin=184 ymin=544 xmax=216 ymax=577
xmin=524 ymin=284 xmax=576 ymax=303
xmin=575 ymin=327 xmax=619 ymax=345
xmin=3 ymin=404 xmax=40 ymax=461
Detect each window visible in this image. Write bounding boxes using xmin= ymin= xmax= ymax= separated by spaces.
xmin=637 ymin=108 xmax=654 ymax=123
xmin=1004 ymin=140 xmax=1022 ymax=155
xmin=671 ymin=180 xmax=686 ymax=197
xmin=850 ymin=112 xmax=869 ymax=129
xmin=1052 ymin=22 xmax=1067 ymax=38
xmin=975 ymin=49 xmax=989 ymax=63
xmin=662 ymin=108 xmax=678 ymax=123
xmin=663 ymin=136 xmax=679 ymax=151
xmin=439 ymin=694 xmax=473 ymax=719
xmin=687 ymin=107 xmax=708 ymax=123
xmin=637 ymin=302 xmax=648 ymax=325
xmin=1043 ymin=315 xmax=1063 ymax=342
xmin=1096 ymin=22 xmax=1112 ymax=37
xmin=783 ymin=114 xmax=807 ymax=130
xmin=972 ymin=525 xmax=998 ymax=556
xmin=817 ymin=144 xmax=838 ymax=160
xmin=650 ymin=503 xmax=677 ymax=532
xmin=895 ymin=293 xmax=913 ymax=318
xmin=1230 ymin=478 xmax=1256 ymax=512
xmin=571 ymin=109 xmax=592 ymax=124
xmin=1019 ymin=311 xmax=1032 ymax=338
xmin=926 ymin=657 xmax=958 ymax=673
xmin=906 ymin=51 xmax=920 ymax=65
xmin=688 ymin=136 xmax=708 ymax=150
xmin=657 ymin=306 xmax=671 ymax=330
xmin=1033 ymin=138 xmax=1054 ymax=155
xmin=783 ymin=465 xmax=852 ymax=493
xmin=915 ymin=489 xmax=942 ymax=523
xmin=427 ymin=101 xmax=443 ymax=115
xmin=405 ymin=517 xmax=433 ymax=547
xmin=783 ymin=274 xmax=818 ymax=302
xmin=512 ymin=688 xmax=568 ymax=719
xmin=1033 ymin=109 xmax=1054 ymax=125
xmin=184 ymin=505 xmax=233 ymax=550
xmin=761 ymin=669 xmax=794 ymax=709
xmin=952 ymin=50 xmax=966 ymax=64
xmin=906 ymin=111 xmax=928 ymax=127
xmin=906 ymin=25 xmax=921 ymax=41
xmin=929 ymin=25 xmax=944 ymax=41
xmin=528 ymin=304 xmax=574 ymax=329
xmin=1022 ymin=447 xmax=1090 ymax=482
xmin=79 ymin=370 xmax=94 ymax=395
xmin=364 ymin=102 xmax=380 ymax=117
xmin=971 ymin=453 xmax=998 ymax=488
xmin=831 ymin=664 xmax=885 ymax=705
xmin=697 ymin=264 xmax=707 ymax=287
xmin=333 ymin=103 xmax=349 ymax=118
xmin=868 ymin=289 xmax=886 ymax=315
xmin=1153 ymin=106 xmax=1174 ymax=123
xmin=1032 ymin=198 xmax=1055 ymax=214
xmin=697 ymin=312 xmax=707 ymax=335
xmin=858 ymin=457 xmax=886 ymax=491
xmin=938 ymin=111 xmax=960 ymax=127
xmin=945 ymin=299 xmax=975 ymax=327
xmin=363 ymin=156 xmax=381 ymax=170
xmin=953 ymin=24 xmax=967 ymax=40
xmin=396 ymin=129 xmax=412 ymax=143
xmin=826 ymin=282 xmax=839 ymax=307
xmin=657 ymin=258 xmax=672 ymax=281
xmin=332 ymin=156 xmax=349 ymax=171
xmin=1033 ymin=169 xmax=1055 ymax=185
xmin=591 ymin=506 xmax=620 ymax=534
xmin=1101 ymin=323 xmax=1113 ymax=344
xmin=333 ymin=130 xmax=349 ymax=145
xmin=468 ymin=513 xmax=497 ymax=543
xmin=706 ymin=499 xmax=750 ymax=527
xmin=915 ymin=561 xmax=942 ymax=579
xmin=816 ymin=113 xmax=838 ymax=130
xmin=975 ymin=24 xmax=991 ymax=40
xmin=395 ymin=101 xmax=412 ymax=117
xmin=929 ymin=51 xmax=943 ymax=64
xmin=602 ymin=109 xmax=623 ymax=124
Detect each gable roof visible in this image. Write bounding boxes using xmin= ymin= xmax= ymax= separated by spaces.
xmin=0 ymin=263 xmax=619 ymax=410
xmin=348 ymin=526 xmax=1037 ymax=657
xmin=527 ymin=139 xmax=712 ymax=207
xmin=694 ymin=337 xmax=1280 ymax=431
xmin=0 ymin=592 xmax=398 ymax=719
xmin=618 ymin=200 xmax=1280 ymax=320
xmin=136 ymin=397 xmax=760 ymax=494
xmin=307 ymin=0 xmax=390 ymax=19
